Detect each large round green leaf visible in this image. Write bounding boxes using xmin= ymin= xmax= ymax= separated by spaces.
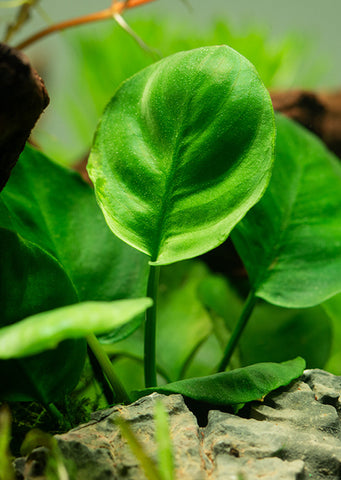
xmin=88 ymin=46 xmax=275 ymax=265
xmin=232 ymin=114 xmax=341 ymax=307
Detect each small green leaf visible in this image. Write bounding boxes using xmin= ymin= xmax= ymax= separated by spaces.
xmin=132 ymin=357 xmax=306 ymax=406
xmin=88 ymin=45 xmax=275 ymax=265
xmin=232 ymin=114 xmax=341 ymax=307
xmin=0 ymin=298 xmax=152 ymax=359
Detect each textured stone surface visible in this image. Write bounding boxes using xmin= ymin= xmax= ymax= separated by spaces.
xmin=57 ymin=393 xmax=205 ymax=480
xmin=15 ymin=369 xmax=341 ymax=479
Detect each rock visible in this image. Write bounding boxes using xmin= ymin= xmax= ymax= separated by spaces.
xmin=14 ymin=369 xmax=341 ymax=479
xmin=56 ymin=393 xmax=205 ymax=480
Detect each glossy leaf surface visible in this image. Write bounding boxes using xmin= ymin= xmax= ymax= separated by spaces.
xmin=232 ymin=114 xmax=341 ymax=307
xmin=133 ymin=357 xmax=305 ymax=406
xmin=88 ymin=46 xmax=275 ymax=265
xmin=0 ymin=298 xmax=152 ymax=359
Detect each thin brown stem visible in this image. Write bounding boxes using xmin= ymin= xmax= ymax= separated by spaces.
xmin=15 ymin=0 xmax=157 ymax=50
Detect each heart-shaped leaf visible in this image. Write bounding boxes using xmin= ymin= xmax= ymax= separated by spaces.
xmin=232 ymin=114 xmax=341 ymax=307
xmin=0 ymin=298 xmax=152 ymax=359
xmin=132 ymin=357 xmax=305 ymax=406
xmin=88 ymin=45 xmax=275 ymax=265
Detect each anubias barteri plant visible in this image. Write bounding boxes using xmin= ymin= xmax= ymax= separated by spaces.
xmin=0 ymin=45 xmax=340 ymax=417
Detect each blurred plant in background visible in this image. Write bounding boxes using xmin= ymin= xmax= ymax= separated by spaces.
xmin=34 ymin=17 xmax=327 ymax=165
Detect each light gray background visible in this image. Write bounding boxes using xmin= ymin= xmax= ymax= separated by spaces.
xmin=2 ymin=0 xmax=339 ymax=86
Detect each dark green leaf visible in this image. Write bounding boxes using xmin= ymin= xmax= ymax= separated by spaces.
xmin=0 ymin=145 xmax=149 ymax=305
xmin=0 ymin=145 xmax=149 ymax=342
xmin=88 ymin=46 xmax=275 ymax=265
xmin=0 ymin=340 xmax=86 ymax=403
xmin=232 ymin=114 xmax=341 ymax=307
xmin=0 ymin=228 xmax=85 ymax=402
xmin=132 ymin=358 xmax=306 ymax=406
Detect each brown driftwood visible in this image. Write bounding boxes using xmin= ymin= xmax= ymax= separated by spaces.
xmin=271 ymin=89 xmax=341 ymax=159
xmin=0 ymin=43 xmax=49 ymax=192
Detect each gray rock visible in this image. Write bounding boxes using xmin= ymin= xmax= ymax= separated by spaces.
xmin=14 ymin=369 xmax=341 ymax=480
xmin=56 ymin=392 xmax=205 ymax=480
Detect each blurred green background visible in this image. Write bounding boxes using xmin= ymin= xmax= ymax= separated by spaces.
xmin=1 ymin=0 xmax=340 ymax=164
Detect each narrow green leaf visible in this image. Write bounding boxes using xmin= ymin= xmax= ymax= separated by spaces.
xmin=232 ymin=114 xmax=341 ymax=307
xmin=117 ymin=418 xmax=162 ymax=480
xmin=132 ymin=357 xmax=306 ymax=406
xmin=88 ymin=45 xmax=275 ymax=265
xmin=0 ymin=406 xmax=15 ymax=480
xmin=154 ymin=401 xmax=175 ymax=480
xmin=0 ymin=298 xmax=152 ymax=359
